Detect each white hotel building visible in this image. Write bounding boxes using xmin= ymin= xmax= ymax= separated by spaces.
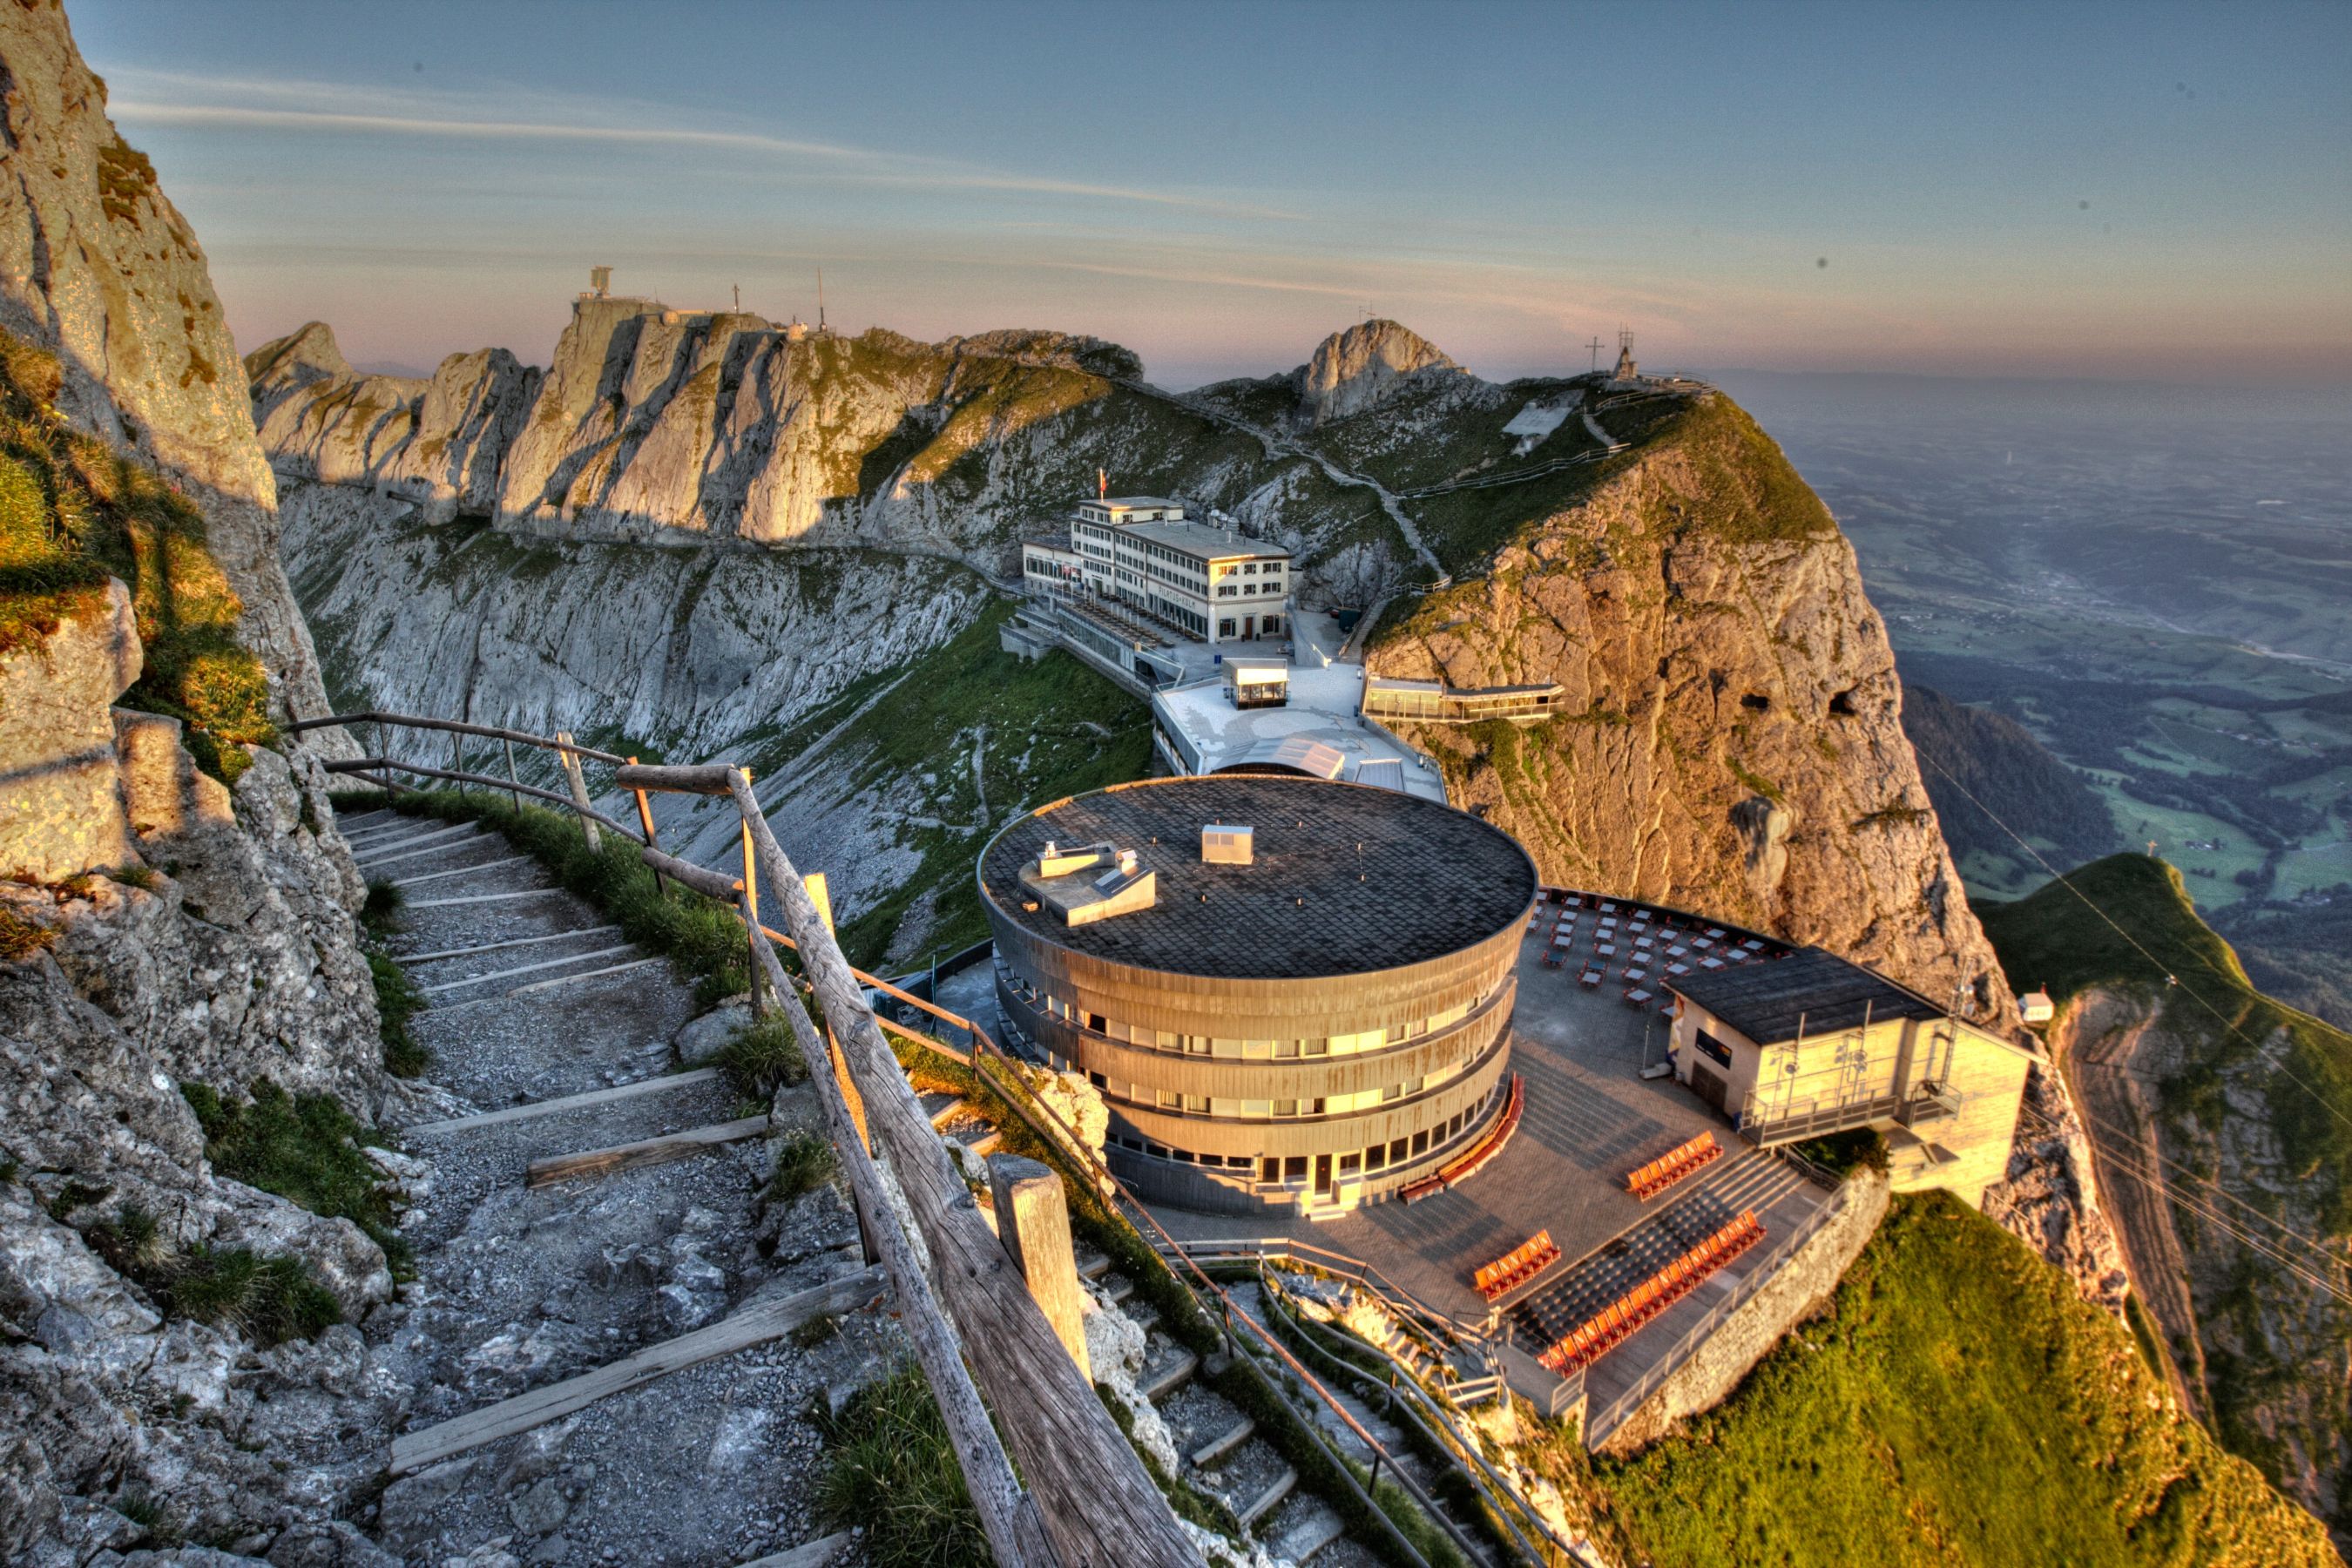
xmin=1023 ymin=496 xmax=1291 ymax=646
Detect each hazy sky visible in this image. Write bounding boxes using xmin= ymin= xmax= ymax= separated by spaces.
xmin=71 ymin=0 xmax=2352 ymax=388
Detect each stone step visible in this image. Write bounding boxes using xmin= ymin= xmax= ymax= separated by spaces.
xmin=1100 ymin=1272 xmax=1136 ymax=1308
xmin=1139 ymin=1345 xmax=1200 ymax=1402
xmin=1075 ymin=1247 xmax=1112 ymax=1281
xmin=1188 ymin=1415 xmax=1255 ymax=1468
xmin=1272 ymin=1503 xmax=1348 ymax=1565
xmin=1236 ymin=1463 xmax=1297 ymax=1528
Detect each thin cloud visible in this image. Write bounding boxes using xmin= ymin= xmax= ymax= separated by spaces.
xmin=109 ymin=87 xmax=1303 ymax=222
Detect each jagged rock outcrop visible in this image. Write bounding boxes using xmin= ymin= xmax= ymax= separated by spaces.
xmin=247 ymin=322 xmax=540 ymax=524
xmin=1369 ymin=392 xmax=2016 ymax=1022
xmin=0 ymin=0 xmax=335 ymax=726
xmin=251 ymin=302 xmax=1418 ymax=592
xmin=1297 ymin=318 xmax=1463 ymax=425
xmin=2 ymin=589 xmax=401 ymax=1563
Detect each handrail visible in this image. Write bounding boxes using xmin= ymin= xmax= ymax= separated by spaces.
xmin=288 ymin=709 xmax=632 ymax=767
xmin=1583 ymin=1169 xmax=1862 ymax=1445
xmin=321 ymin=760 xmax=647 ymax=844
xmin=1260 ymin=1263 xmax=1579 ymax=1567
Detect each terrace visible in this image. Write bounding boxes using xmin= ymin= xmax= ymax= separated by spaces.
xmin=1148 ymin=889 xmax=1834 ymax=1431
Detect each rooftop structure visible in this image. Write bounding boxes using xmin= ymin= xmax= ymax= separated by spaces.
xmin=1666 ymin=943 xmax=2033 ymax=1205
xmin=981 ymin=776 xmax=1537 ymax=1213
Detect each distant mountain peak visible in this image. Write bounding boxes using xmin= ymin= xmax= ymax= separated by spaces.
xmin=1298 ymin=318 xmax=1464 ymax=424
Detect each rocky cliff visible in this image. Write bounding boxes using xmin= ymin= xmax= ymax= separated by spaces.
xmin=1296 ymin=317 xmax=1464 ymax=426
xmin=1981 ymin=855 xmax=2352 ymax=1546
xmin=0 ymin=0 xmax=335 ymax=727
xmin=247 ymin=314 xmax=1411 ymax=600
xmin=1368 ymin=391 xmax=2016 ymax=1024
xmin=2 ymin=7 xmax=416 ymax=1559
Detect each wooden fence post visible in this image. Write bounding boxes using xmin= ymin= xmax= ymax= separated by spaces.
xmin=986 ymin=1155 xmax=1091 ymax=1382
xmin=739 ymin=767 xmax=762 ymax=1014
xmin=628 ymin=756 xmax=665 ymax=896
xmin=503 ymin=739 xmax=523 ymax=811
xmin=554 ymin=731 xmax=601 ymax=852
xmin=728 ymin=775 xmax=1200 ymax=1568
xmin=451 ymin=729 xmax=465 ymax=798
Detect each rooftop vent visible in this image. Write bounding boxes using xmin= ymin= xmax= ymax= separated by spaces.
xmin=1202 ymin=824 xmax=1254 ymax=865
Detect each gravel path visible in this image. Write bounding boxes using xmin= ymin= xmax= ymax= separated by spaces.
xmin=348 ymin=808 xmax=887 ymax=1568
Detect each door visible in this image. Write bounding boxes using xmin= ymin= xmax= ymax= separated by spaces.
xmin=1314 ymin=1152 xmax=1334 ymax=1198
xmin=1692 ymin=1065 xmax=1728 ymax=1114
xmin=1243 ymin=614 xmax=1256 ymax=640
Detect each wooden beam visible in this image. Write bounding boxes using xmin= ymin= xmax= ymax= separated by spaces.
xmin=556 ymin=731 xmax=601 ymax=852
xmin=641 ymin=844 xmax=740 ymax=902
xmin=387 ymin=1266 xmax=885 ymax=1475
xmin=321 ymin=760 xmax=644 ymax=842
xmin=732 ymin=776 xmax=1200 ymax=1568
xmin=614 ymin=761 xmax=739 ymax=796
xmin=289 ymin=708 xmax=630 ymax=766
xmin=524 ymin=1114 xmax=772 ymax=1188
xmin=402 ymin=1068 xmax=722 ymax=1138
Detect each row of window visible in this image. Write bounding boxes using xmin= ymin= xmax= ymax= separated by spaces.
xmin=1218 ymin=615 xmax=1281 ymax=639
xmin=1011 ymin=973 xmax=1479 ymax=1059
xmin=1095 ymin=1058 xmax=1459 ymax=1120
xmin=1106 ymin=1092 xmax=1496 ymax=1186
xmin=1214 ymin=581 xmax=1281 ymax=598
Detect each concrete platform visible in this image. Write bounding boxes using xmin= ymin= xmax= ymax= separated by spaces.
xmin=1146 ymin=911 xmax=1830 ymax=1409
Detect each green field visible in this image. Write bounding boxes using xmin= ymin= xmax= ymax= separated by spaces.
xmin=1598 ymin=1193 xmax=2336 ymax=1567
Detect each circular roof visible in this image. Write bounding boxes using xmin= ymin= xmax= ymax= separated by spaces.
xmin=979 ymin=776 xmax=1537 ymax=981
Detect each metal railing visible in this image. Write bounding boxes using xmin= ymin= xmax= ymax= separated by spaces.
xmin=1583 ymin=1166 xmax=1868 ymax=1448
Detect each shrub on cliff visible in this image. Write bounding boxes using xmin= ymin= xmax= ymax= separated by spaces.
xmin=0 ymin=326 xmax=275 ymax=782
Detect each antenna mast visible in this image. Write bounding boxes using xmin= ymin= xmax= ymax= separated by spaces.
xmin=817 ymin=269 xmax=826 ymax=333
xmin=1585 ymin=335 xmax=1605 ymax=373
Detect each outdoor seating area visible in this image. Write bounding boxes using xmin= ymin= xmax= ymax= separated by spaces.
xmin=1400 ymin=1073 xmax=1525 ymax=1203
xmin=1472 ymin=1229 xmax=1562 ymax=1301
xmin=1538 ymin=889 xmax=1793 ymax=999
xmin=1535 ymin=1208 xmax=1767 ymax=1374
xmin=1625 ymin=1130 xmax=1723 ymax=1200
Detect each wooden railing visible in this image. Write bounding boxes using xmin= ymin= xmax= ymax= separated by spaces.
xmin=301 ymin=713 xmax=1200 ymax=1568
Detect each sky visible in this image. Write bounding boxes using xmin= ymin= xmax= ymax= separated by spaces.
xmin=70 ymin=0 xmax=2352 ymax=389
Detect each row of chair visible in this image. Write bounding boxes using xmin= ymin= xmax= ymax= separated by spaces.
xmin=1472 ymin=1227 xmax=1562 ymax=1301
xmin=1626 ymin=1130 xmax=1722 ymax=1200
xmin=1536 ymin=1210 xmax=1767 ymax=1374
xmin=1400 ymin=1074 xmax=1525 ymax=1204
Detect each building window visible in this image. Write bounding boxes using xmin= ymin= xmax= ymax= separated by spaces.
xmin=1218 ymin=619 xmax=1236 ymax=638
xmin=1274 ymin=1099 xmax=1298 ymax=1118
xmin=1339 ymin=1152 xmax=1362 ymax=1176
xmin=1367 ymin=1145 xmax=1389 ymax=1171
xmin=1284 ymin=1156 xmax=1308 ymax=1182
xmin=1696 ymin=1029 xmax=1735 ymax=1069
xmin=1260 ymin=1158 xmax=1281 ymax=1182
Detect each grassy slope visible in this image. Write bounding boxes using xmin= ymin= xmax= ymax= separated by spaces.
xmin=1976 ymin=855 xmax=2352 ymax=1232
xmin=0 ymin=328 xmax=275 ymax=783
xmin=824 ymin=604 xmax=1152 ymax=969
xmin=1599 ymin=1193 xmax=2335 ymax=1568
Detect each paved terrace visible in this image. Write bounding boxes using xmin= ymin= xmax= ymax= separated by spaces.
xmin=1152 ymin=611 xmax=1449 ymax=803
xmin=1147 ymin=893 xmax=1829 ymax=1418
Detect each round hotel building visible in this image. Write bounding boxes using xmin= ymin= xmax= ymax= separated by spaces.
xmin=978 ymin=776 xmax=1537 ymax=1215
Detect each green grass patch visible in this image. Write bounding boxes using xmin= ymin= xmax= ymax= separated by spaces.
xmin=817 ymin=1362 xmax=990 ymax=1568
xmin=0 ymin=327 xmax=276 ymax=784
xmin=720 ymin=1012 xmax=809 ymax=1100
xmin=1598 ymin=1193 xmax=2335 ymax=1566
xmin=179 ymin=1078 xmax=407 ymax=1273
xmin=767 ymin=1129 xmax=835 ymax=1203
xmin=84 ymin=1204 xmax=341 ymax=1348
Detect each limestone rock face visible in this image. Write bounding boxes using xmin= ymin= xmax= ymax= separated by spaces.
xmin=247 ymin=322 xmax=540 ymax=524
xmin=1297 ymin=318 xmax=1463 ymax=425
xmin=0 ymin=1 xmax=335 ymax=724
xmin=0 ymin=581 xmax=139 ymax=881
xmin=1371 ymin=395 xmax=2014 ymax=1023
